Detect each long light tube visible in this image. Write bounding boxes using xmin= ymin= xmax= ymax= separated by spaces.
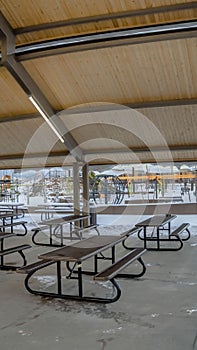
xmin=29 ymin=96 xmax=64 ymax=143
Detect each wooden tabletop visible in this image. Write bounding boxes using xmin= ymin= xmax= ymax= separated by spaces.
xmin=0 ymin=232 xmax=15 ymax=240
xmin=0 ymin=213 xmax=14 ymax=219
xmin=37 ymin=203 xmax=73 ymax=208
xmin=39 ymin=235 xmax=124 ymax=262
xmin=136 ymin=214 xmax=177 ymax=227
xmin=39 ymin=214 xmax=89 ymax=226
xmin=0 ymin=202 xmax=24 ymax=207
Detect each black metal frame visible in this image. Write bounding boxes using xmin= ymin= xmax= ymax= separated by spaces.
xmin=132 ymin=221 xmax=191 ymax=251
xmin=15 ymin=222 xmax=28 ymax=236
xmin=0 ymin=249 xmax=28 ymax=270
xmin=0 ymin=222 xmax=27 ymax=236
xmin=32 ymin=225 xmax=81 ymax=247
xmin=0 ymin=236 xmax=29 ymax=271
xmin=22 ymin=250 xmax=146 ymax=303
xmin=32 ymin=216 xmax=90 ymax=247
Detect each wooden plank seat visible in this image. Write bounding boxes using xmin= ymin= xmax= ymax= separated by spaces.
xmin=0 ymin=221 xmax=28 ymax=236
xmin=0 ymin=232 xmax=15 ymax=239
xmin=0 ymin=244 xmax=31 ymax=270
xmin=17 ymin=259 xmax=55 ymax=274
xmin=170 ymin=223 xmax=190 ymax=241
xmin=94 ymin=248 xmax=146 ymax=303
xmin=17 ymin=260 xmax=56 ymax=295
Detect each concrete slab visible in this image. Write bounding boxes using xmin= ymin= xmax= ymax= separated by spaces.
xmin=0 ymin=219 xmax=197 ymax=350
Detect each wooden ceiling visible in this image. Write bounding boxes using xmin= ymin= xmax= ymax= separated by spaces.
xmin=0 ymin=0 xmax=197 ymax=169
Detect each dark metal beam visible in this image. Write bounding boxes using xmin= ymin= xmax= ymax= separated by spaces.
xmin=14 ymin=20 xmax=197 ymax=61
xmin=1 ymin=144 xmax=196 ymax=163
xmin=0 ymin=11 xmax=83 ymax=162
xmin=58 ymin=98 xmax=197 ymax=116
xmin=126 ymin=98 xmax=197 ymax=109
xmin=0 ymin=150 xmax=69 ymax=161
xmin=84 ymin=144 xmax=197 ymax=156
xmin=15 ymin=2 xmax=197 ymax=35
xmin=0 ymin=97 xmax=196 ymax=124
xmin=89 ymin=157 xmax=197 ymax=166
xmin=0 ymin=113 xmax=40 ymax=123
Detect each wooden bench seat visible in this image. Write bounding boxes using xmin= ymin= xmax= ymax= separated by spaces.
xmin=0 ymin=221 xmax=28 ymax=236
xmin=170 ymin=223 xmax=190 ymax=241
xmin=94 ymin=248 xmax=146 ymax=302
xmin=0 ymin=244 xmax=31 ymax=270
xmin=0 ymin=232 xmax=15 ymax=239
xmin=0 ymin=244 xmax=31 ymax=257
xmin=17 ymin=259 xmax=55 ymax=274
xmin=94 ymin=248 xmax=146 ymax=281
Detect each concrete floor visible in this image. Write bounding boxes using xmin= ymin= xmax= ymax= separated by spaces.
xmin=0 ymin=216 xmax=197 ymax=350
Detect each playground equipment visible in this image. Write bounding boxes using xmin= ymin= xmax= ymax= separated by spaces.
xmin=0 ymin=176 xmax=20 ymax=202
xmin=91 ymin=174 xmax=125 ymax=205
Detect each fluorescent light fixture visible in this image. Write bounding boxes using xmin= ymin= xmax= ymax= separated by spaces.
xmin=29 ymin=96 xmax=64 ymax=143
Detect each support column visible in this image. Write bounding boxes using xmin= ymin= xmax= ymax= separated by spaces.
xmin=73 ymin=163 xmax=80 ymax=216
xmin=82 ymin=163 xmax=89 ymax=226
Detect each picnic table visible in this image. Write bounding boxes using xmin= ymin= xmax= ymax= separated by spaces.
xmin=0 ymin=212 xmax=27 ymax=236
xmin=0 ymin=202 xmax=26 ymax=218
xmin=134 ymin=214 xmax=190 ymax=251
xmin=17 ymin=229 xmax=147 ymax=303
xmin=31 ymin=214 xmax=99 ymax=247
xmin=35 ymin=203 xmax=74 ymax=220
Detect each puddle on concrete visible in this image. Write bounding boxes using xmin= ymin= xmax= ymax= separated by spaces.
xmin=190 ymin=243 xmax=197 ymax=247
xmin=39 ymin=297 xmax=133 ymax=323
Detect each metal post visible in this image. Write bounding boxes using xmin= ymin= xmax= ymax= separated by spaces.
xmin=73 ymin=163 xmax=80 ymax=215
xmin=82 ymin=163 xmax=89 ymax=227
xmin=57 ymin=261 xmax=62 ymax=295
xmin=77 ymin=263 xmax=83 ymax=297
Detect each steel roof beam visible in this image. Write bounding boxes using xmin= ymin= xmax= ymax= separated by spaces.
xmin=84 ymin=144 xmax=197 ymax=155
xmin=12 ymin=20 xmax=197 ymax=61
xmin=0 ymin=150 xmax=70 ymax=161
xmin=0 ymin=11 xmax=84 ymax=163
xmin=0 ymin=97 xmax=196 ymax=124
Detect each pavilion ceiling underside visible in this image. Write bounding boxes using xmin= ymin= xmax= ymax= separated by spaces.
xmin=0 ymin=1 xmax=196 ymax=167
